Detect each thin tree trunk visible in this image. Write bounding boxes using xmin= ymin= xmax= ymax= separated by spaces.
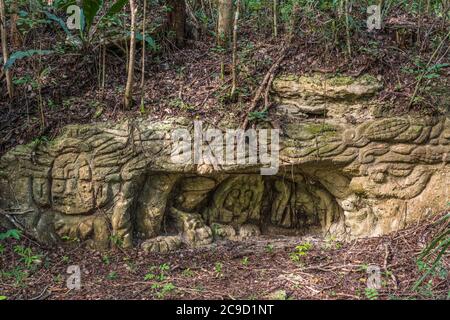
xmin=344 ymin=0 xmax=352 ymax=58
xmin=0 ymin=0 xmax=13 ymax=100
xmin=442 ymin=0 xmax=449 ymax=29
xmin=140 ymin=0 xmax=147 ymax=110
xmin=167 ymin=0 xmax=186 ymax=47
xmin=273 ymin=0 xmax=278 ymax=38
xmin=11 ymin=0 xmax=20 ymax=48
xmin=288 ymin=2 xmax=300 ymax=39
xmin=417 ymin=0 xmax=424 ymax=47
xmin=101 ymin=44 xmax=106 ymax=96
xmin=217 ymin=0 xmax=233 ymax=47
xmin=230 ymin=0 xmax=240 ymax=97
xmin=124 ymin=0 xmax=137 ymax=109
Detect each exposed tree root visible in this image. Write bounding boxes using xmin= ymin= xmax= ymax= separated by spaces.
xmin=241 ymin=45 xmax=291 ymax=130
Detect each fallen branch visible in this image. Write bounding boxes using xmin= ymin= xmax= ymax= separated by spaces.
xmin=30 ymin=285 xmax=50 ymax=300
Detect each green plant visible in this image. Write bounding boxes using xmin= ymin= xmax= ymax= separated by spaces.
xmin=0 ymin=295 xmax=7 ymax=300
xmin=12 ymin=75 xmax=38 ymax=89
xmin=152 ymin=282 xmax=176 ymax=299
xmin=142 ymin=262 xmax=175 ymax=298
xmin=241 ymin=256 xmax=249 ymax=266
xmin=1 ymin=267 xmax=28 ymax=286
xmin=159 ymin=263 xmax=170 ymax=272
xmin=46 ymin=98 xmax=56 ymax=109
xmin=181 ymin=268 xmax=194 ymax=277
xmin=144 ymin=270 xmax=156 ymax=281
xmin=358 ymin=263 xmax=369 ymax=272
xmin=194 ymin=284 xmax=205 ymax=292
xmin=29 ymin=136 xmax=50 ymax=149
xmin=107 ymin=271 xmax=118 ymax=280
xmin=109 ymin=234 xmax=123 ymax=247
xmin=365 ymin=287 xmax=379 ymax=300
xmin=124 ymin=259 xmax=136 ymax=273
xmin=13 ymin=245 xmax=41 ymax=268
xmin=54 ymin=274 xmax=63 ymax=284
xmin=144 ymin=263 xmax=170 ymax=282
xmin=3 ymin=50 xmax=53 ymax=71
xmin=16 ymin=6 xmax=49 ymax=36
xmin=102 ymin=255 xmax=110 ymax=265
xmin=413 ymin=213 xmax=449 ymax=291
xmin=169 ymin=98 xmax=195 ymax=111
xmin=403 ymin=59 xmax=450 ymax=81
xmin=248 ymin=110 xmax=268 ymax=122
xmin=0 ymin=229 xmax=21 ymax=240
xmin=157 ymin=282 xmax=176 ymax=299
xmin=289 ymin=242 xmax=313 ymax=262
xmin=322 ymin=236 xmax=342 ymax=250
xmin=265 ymin=244 xmax=274 ymax=253
xmin=52 ymin=0 xmax=129 ymax=44
xmin=61 ymin=235 xmax=80 ymax=243
xmin=214 ymin=262 xmax=223 ymax=276
xmin=416 ymin=279 xmax=436 ymax=298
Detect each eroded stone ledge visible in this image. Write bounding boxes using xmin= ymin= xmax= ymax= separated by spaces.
xmin=0 ymin=114 xmax=448 ymax=252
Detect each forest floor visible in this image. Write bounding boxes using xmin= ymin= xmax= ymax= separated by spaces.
xmin=0 ymin=212 xmax=448 ymax=300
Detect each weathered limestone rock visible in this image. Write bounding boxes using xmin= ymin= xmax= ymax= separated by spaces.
xmin=272 ymin=73 xmax=383 ymax=121
xmin=0 ymin=74 xmax=448 ymax=252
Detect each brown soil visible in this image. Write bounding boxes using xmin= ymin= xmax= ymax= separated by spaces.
xmin=1 ymin=213 xmax=448 ymax=300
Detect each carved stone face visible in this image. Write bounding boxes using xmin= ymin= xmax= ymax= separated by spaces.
xmin=340 ymin=195 xmax=377 ymax=238
xmin=342 ymin=197 xmax=406 ymax=238
xmin=344 ymin=207 xmax=376 ymax=237
xmin=351 ymin=164 xmax=432 ymax=200
xmin=372 ymin=199 xmax=406 ymax=236
xmin=51 ymin=153 xmax=95 ymax=214
xmin=206 ymin=175 xmax=264 ymax=224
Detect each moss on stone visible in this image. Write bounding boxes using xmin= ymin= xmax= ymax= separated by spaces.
xmin=277 ymin=74 xmax=300 ymax=82
xmin=358 ymin=74 xmax=379 ymax=85
xmin=326 ymin=75 xmax=355 ymax=86
xmin=304 ymin=123 xmax=337 ymax=135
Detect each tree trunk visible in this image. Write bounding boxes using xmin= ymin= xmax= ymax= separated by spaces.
xmin=167 ymin=0 xmax=186 ymax=47
xmin=140 ymin=0 xmax=147 ymax=110
xmin=230 ymin=0 xmax=240 ymax=97
xmin=217 ymin=0 xmax=233 ymax=47
xmin=0 ymin=0 xmax=13 ymax=100
xmin=273 ymin=0 xmax=278 ymax=38
xmin=344 ymin=0 xmax=352 ymax=58
xmin=11 ymin=0 xmax=20 ymax=48
xmin=124 ymin=0 xmax=137 ymax=109
xmin=288 ymin=2 xmax=300 ymax=39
